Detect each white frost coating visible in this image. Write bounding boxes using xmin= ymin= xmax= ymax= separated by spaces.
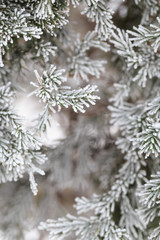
xmin=0 ymin=83 xmax=47 ymax=194
xmin=1 ymin=0 xmax=160 ymax=239
xmin=30 ymin=65 xmax=100 ymax=131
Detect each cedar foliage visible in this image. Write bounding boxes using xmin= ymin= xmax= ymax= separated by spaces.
xmin=0 ymin=0 xmax=160 ymax=240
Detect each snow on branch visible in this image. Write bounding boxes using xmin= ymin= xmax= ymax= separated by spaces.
xmin=30 ymin=65 xmax=100 ymax=131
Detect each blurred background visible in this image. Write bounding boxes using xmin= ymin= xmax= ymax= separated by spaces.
xmin=0 ymin=1 xmax=142 ymax=239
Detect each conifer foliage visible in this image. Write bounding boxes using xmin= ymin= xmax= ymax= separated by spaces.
xmin=1 ymin=0 xmax=160 ymax=240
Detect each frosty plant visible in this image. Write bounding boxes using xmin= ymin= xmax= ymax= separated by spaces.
xmin=1 ymin=0 xmax=160 ymax=240
xmin=0 ymin=0 xmax=101 ymax=196
xmin=31 ymin=65 xmax=100 ymax=131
